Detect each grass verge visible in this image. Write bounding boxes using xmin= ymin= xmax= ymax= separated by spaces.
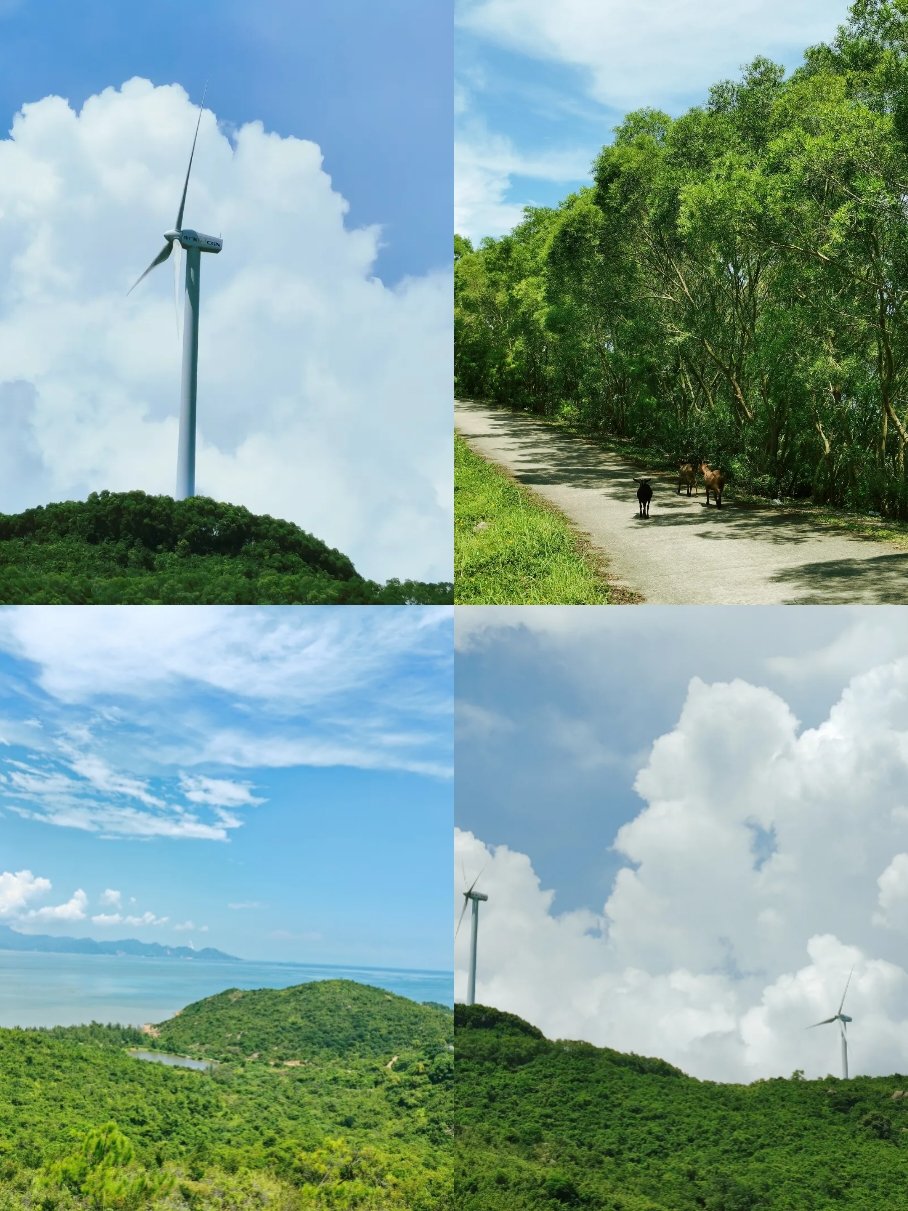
xmin=454 ymin=433 xmax=614 ymax=604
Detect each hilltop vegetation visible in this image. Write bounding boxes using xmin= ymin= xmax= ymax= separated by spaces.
xmin=455 ymin=1003 xmax=908 ymax=1210
xmin=0 ymin=492 xmax=452 ymax=604
xmin=455 ymin=2 xmax=908 ymax=517
xmin=0 ymin=980 xmax=452 ymax=1209
xmin=154 ymin=979 xmax=453 ymax=1066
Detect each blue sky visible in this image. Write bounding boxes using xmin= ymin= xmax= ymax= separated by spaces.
xmin=0 ymin=606 xmax=453 ymax=970
xmin=0 ymin=0 xmax=451 ymax=284
xmin=455 ymin=0 xmax=853 ymax=241
xmin=455 ymin=608 xmax=908 ymax=1081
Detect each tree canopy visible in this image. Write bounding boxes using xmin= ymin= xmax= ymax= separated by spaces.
xmin=454 ymin=2 xmax=908 ymax=516
xmin=0 ymin=492 xmax=452 ymax=603
xmin=455 ymin=1002 xmax=908 ymax=1210
xmin=0 ymin=980 xmax=453 ymax=1209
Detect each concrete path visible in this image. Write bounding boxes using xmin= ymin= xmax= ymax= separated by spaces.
xmin=456 ymin=398 xmax=908 ymax=604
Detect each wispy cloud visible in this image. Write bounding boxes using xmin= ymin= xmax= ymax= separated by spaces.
xmin=0 ymin=607 xmax=453 ymax=842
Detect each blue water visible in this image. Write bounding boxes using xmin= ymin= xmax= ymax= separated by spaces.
xmin=129 ymin=1050 xmax=213 ymax=1071
xmin=0 ymin=951 xmax=453 ymax=1028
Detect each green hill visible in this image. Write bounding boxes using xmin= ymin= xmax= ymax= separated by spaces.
xmin=0 ymin=981 xmax=453 ymax=1209
xmin=152 ymin=979 xmax=453 ymax=1064
xmin=0 ymin=491 xmax=452 ymax=604
xmin=455 ymin=1003 xmax=908 ymax=1211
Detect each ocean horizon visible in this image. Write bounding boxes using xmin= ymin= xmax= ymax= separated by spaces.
xmin=0 ymin=949 xmax=453 ymax=1028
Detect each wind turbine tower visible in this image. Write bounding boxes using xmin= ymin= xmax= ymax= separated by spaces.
xmin=456 ymin=870 xmax=488 ymax=1007
xmin=808 ymin=970 xmax=854 ymax=1079
xmin=129 ymin=88 xmax=223 ymax=500
xmin=466 ymin=888 xmax=488 ymax=1007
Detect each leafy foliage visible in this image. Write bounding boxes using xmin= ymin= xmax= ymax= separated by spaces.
xmin=0 ymin=981 xmax=452 ymax=1209
xmin=0 ymin=492 xmax=452 ymax=604
xmin=454 ymin=4 xmax=908 ymax=517
xmin=455 ymin=1003 xmax=908 ymax=1210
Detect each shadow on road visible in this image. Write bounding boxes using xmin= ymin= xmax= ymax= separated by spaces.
xmin=770 ymin=553 xmax=908 ymax=604
xmin=458 ymin=401 xmax=886 ymax=549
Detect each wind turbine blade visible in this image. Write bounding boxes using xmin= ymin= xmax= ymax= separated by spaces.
xmin=454 ymin=894 xmax=470 ymax=940
xmin=806 ymin=1017 xmax=838 ymax=1029
xmin=837 ymin=968 xmax=854 ymax=1016
xmin=128 ymin=242 xmax=173 ymax=295
xmin=465 ymin=861 xmax=490 ymax=898
xmin=174 ymin=83 xmax=208 ymax=232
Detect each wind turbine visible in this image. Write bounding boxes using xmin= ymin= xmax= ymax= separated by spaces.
xmin=807 ymin=969 xmax=854 ymax=1079
xmin=128 ymin=87 xmax=223 ymax=500
xmin=456 ymin=867 xmax=488 ymax=1007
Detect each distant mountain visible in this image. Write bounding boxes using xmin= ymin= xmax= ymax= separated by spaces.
xmin=0 ymin=924 xmax=238 ymax=962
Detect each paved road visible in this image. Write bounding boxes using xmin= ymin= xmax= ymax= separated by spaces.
xmin=456 ymin=398 xmax=908 ymax=604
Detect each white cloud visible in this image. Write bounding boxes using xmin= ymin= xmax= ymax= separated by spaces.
xmin=100 ymin=888 xmax=121 ymax=907
xmin=173 ymin=919 xmax=208 ymax=933
xmin=0 ymin=78 xmax=450 ymax=581
xmin=179 ymin=774 xmax=264 ymax=808
xmin=457 ymin=657 xmax=908 ymax=1081
xmin=0 ymin=605 xmax=451 ymax=707
xmin=228 ymin=901 xmax=264 ymax=911
xmin=91 ymin=909 xmax=169 ymax=927
xmin=0 ymin=869 xmax=52 ymax=915
xmin=25 ymin=888 xmax=87 ymax=922
xmin=455 ymin=123 xmax=592 ymax=242
xmin=457 ymin=0 xmax=848 ymax=111
xmin=0 ymin=607 xmax=452 ymax=842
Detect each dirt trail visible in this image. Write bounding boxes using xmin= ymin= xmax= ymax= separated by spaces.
xmin=456 ymin=398 xmax=908 ymax=604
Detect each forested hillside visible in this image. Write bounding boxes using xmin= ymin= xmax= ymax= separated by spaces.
xmin=0 ymin=981 xmax=452 ymax=1209
xmin=0 ymin=492 xmax=452 ymax=603
xmin=455 ymin=1 xmax=908 ymax=517
xmin=455 ymin=1003 xmax=908 ymax=1210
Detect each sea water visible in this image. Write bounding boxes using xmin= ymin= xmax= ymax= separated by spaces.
xmin=0 ymin=950 xmax=453 ymax=1028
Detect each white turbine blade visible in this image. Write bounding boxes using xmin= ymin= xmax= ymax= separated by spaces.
xmin=837 ymin=968 xmax=854 ymax=1016
xmin=128 ymin=242 xmax=173 ymax=295
xmin=807 ymin=1016 xmax=837 ymax=1029
xmin=454 ymin=893 xmax=470 ymax=940
xmin=174 ymin=82 xmax=208 ymax=232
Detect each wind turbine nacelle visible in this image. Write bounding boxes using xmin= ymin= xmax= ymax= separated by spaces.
xmin=171 ymin=229 xmax=223 ymax=253
xmin=840 ymin=1013 xmax=852 ymax=1023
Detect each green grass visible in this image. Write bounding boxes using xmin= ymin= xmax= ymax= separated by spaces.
xmin=454 ymin=434 xmax=611 ymax=604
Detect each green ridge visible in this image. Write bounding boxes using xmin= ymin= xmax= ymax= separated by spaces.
xmin=0 ymin=980 xmax=453 ymax=1209
xmin=0 ymin=491 xmax=452 ymax=603
xmin=455 ymin=1003 xmax=908 ymax=1211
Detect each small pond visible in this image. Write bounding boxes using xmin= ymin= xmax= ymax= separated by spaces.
xmin=129 ymin=1049 xmax=214 ymax=1072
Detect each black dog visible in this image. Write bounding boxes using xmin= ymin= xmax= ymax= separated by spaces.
xmin=634 ymin=478 xmax=652 ymax=518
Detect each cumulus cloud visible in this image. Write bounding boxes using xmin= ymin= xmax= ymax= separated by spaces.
xmin=457 ymin=0 xmax=847 ymax=111
xmin=457 ymin=659 xmax=908 ymax=1081
xmin=0 ymin=78 xmax=451 ymax=581
xmin=0 ymin=869 xmax=52 ymax=915
xmin=99 ymin=888 xmax=121 ymax=907
xmin=24 ymin=888 xmax=87 ymax=922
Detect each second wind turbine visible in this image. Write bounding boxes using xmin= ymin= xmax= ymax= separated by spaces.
xmin=808 ymin=969 xmax=854 ymax=1079
xmin=129 ymin=89 xmax=223 ymax=500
